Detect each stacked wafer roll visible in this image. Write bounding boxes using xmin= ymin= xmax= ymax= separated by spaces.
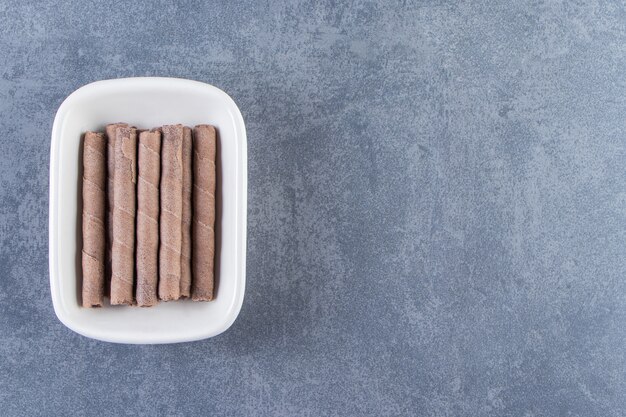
xmin=81 ymin=123 xmax=217 ymax=307
xmin=111 ymin=126 xmax=137 ymax=305
xmin=82 ymin=132 xmax=107 ymax=307
xmin=159 ymin=125 xmax=183 ymax=301
xmin=136 ymin=129 xmax=161 ymax=307
xmin=192 ymin=125 xmax=216 ymax=301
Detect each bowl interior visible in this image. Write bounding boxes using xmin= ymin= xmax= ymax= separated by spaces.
xmin=50 ymin=78 xmax=245 ymax=343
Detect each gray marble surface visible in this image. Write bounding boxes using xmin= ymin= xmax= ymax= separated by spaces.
xmin=1 ymin=1 xmax=625 ymax=416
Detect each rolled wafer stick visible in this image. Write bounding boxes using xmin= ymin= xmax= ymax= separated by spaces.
xmin=82 ymin=131 xmax=107 ymax=307
xmin=105 ymin=122 xmax=128 ymax=295
xmin=159 ymin=124 xmax=183 ymax=301
xmin=191 ymin=125 xmax=216 ymax=301
xmin=136 ymin=129 xmax=161 ymax=307
xmin=180 ymin=126 xmax=192 ymax=297
xmin=110 ymin=126 xmax=137 ymax=305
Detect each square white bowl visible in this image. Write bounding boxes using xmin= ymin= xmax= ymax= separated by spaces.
xmin=49 ymin=77 xmax=247 ymax=344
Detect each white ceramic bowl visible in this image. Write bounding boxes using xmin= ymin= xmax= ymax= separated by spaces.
xmin=49 ymin=77 xmax=247 ymax=344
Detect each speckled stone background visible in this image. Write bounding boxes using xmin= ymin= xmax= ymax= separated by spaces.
xmin=1 ymin=1 xmax=625 ymax=416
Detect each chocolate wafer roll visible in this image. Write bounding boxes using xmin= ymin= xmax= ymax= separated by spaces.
xmin=105 ymin=122 xmax=128 ymax=293
xmin=110 ymin=126 xmax=137 ymax=305
xmin=159 ymin=124 xmax=183 ymax=301
xmin=136 ymin=129 xmax=161 ymax=307
xmin=180 ymin=126 xmax=193 ymax=297
xmin=191 ymin=125 xmax=216 ymax=301
xmin=82 ymin=132 xmax=107 ymax=307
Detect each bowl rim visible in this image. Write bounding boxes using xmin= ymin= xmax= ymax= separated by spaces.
xmin=49 ymin=77 xmax=247 ymax=344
